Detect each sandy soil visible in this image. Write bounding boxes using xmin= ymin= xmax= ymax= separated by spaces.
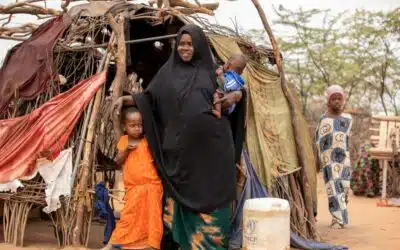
xmin=316 ymin=174 xmax=400 ymax=250
xmin=1 ymin=173 xmax=399 ymax=249
xmin=0 ymin=218 xmax=104 ymax=250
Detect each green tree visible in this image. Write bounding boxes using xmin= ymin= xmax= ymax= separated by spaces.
xmin=267 ymin=6 xmax=400 ymax=115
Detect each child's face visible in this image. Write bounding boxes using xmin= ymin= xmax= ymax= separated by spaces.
xmin=124 ymin=112 xmax=143 ymax=139
xmin=225 ymin=58 xmax=247 ymax=75
xmin=328 ymin=93 xmax=344 ymax=113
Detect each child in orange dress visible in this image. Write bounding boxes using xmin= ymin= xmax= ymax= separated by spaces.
xmin=103 ymin=107 xmax=163 ymax=250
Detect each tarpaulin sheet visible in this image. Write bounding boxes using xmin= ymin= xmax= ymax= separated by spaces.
xmin=0 ymin=71 xmax=106 ymax=183
xmin=230 ymin=149 xmax=348 ymax=250
xmin=0 ymin=15 xmax=72 ymax=114
xmin=208 ymin=35 xmax=318 ymax=211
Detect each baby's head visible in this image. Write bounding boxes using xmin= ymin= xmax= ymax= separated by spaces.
xmin=224 ymin=54 xmax=248 ymax=75
xmin=122 ymin=107 xmax=143 ymax=139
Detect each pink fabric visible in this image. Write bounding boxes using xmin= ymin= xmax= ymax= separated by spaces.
xmin=326 ymin=85 xmax=344 ymax=101
xmin=0 ymin=71 xmax=106 ymax=183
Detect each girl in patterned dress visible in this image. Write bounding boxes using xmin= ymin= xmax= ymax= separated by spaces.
xmin=316 ymin=85 xmax=353 ymax=228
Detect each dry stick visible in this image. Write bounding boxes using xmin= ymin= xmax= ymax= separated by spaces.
xmin=6 ymin=202 xmax=12 ymax=243
xmin=289 ymin=174 xmax=308 ymax=236
xmin=50 ymin=213 xmax=61 ymax=247
xmin=19 ymin=203 xmax=32 ymax=247
xmin=19 ymin=203 xmax=27 ymax=246
xmin=169 ymin=0 xmax=216 ymax=15
xmin=0 ymin=36 xmax=27 ymax=41
xmin=3 ymin=201 xmax=9 ymax=242
xmin=12 ymin=202 xmax=21 ymax=245
xmin=10 ymin=202 xmax=18 ymax=245
xmin=108 ymin=13 xmax=127 ymax=141
xmin=294 ymin=173 xmax=311 ymax=237
xmin=72 ymin=104 xmax=101 ymax=244
xmin=250 ymin=0 xmax=318 ymax=240
xmin=11 ymin=203 xmax=16 ymax=243
xmin=72 ymin=42 xmax=113 ymax=247
xmin=108 ymin=13 xmax=127 ymax=102
xmin=68 ymin=39 xmax=113 ymax=210
xmin=85 ymin=134 xmax=100 ymax=246
xmin=85 ymin=206 xmax=93 ymax=246
xmin=0 ymin=2 xmax=61 ymax=15
xmin=163 ymin=0 xmax=170 ymax=8
xmin=16 ymin=203 xmax=24 ymax=246
xmin=57 ymin=33 xmax=178 ymax=52
xmin=276 ymin=176 xmax=311 ymax=239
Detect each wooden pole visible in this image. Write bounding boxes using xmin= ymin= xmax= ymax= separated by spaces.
xmin=71 ymin=48 xmax=112 ymax=247
xmin=250 ymin=0 xmax=318 ymax=239
xmin=382 ymin=160 xmax=388 ymax=200
xmin=163 ymin=0 xmax=170 ymax=8
xmin=72 ymin=78 xmax=104 ymax=246
xmin=108 ymin=13 xmax=127 ymax=103
xmin=68 ymin=34 xmax=114 ymax=218
xmin=108 ymin=13 xmax=127 ymax=141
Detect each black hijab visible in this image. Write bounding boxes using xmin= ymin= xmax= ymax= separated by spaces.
xmin=133 ymin=24 xmax=245 ymax=213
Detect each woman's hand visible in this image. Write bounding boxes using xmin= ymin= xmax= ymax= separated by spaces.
xmin=112 ymin=97 xmax=124 ymax=118
xmin=112 ymin=96 xmax=135 ymax=117
xmin=214 ymin=90 xmax=242 ymax=109
xmin=216 ymin=66 xmax=224 ymax=77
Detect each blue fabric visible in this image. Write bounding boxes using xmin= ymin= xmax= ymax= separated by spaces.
xmin=95 ymin=181 xmax=116 ymax=245
xmin=223 ymin=70 xmax=245 ymax=114
xmin=228 ymin=149 xmax=349 ymax=250
xmin=229 ymin=148 xmax=268 ymax=249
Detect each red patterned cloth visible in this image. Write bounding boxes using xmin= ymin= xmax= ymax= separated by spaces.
xmin=0 ymin=71 xmax=106 ymax=183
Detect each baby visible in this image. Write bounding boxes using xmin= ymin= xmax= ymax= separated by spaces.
xmin=213 ymin=54 xmax=247 ymax=118
xmin=106 ymin=107 xmax=163 ymax=250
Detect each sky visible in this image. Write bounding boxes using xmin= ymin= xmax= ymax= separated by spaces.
xmin=0 ymin=0 xmax=398 ymax=62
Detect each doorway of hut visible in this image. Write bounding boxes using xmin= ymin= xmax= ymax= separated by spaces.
xmin=106 ymin=12 xmax=186 ymax=91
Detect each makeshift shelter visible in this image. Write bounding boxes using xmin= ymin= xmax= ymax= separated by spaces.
xmin=366 ymin=116 xmax=400 ymax=206
xmin=0 ymin=0 xmax=319 ymax=248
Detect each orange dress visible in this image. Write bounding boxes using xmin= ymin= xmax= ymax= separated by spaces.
xmin=109 ymin=136 xmax=163 ymax=249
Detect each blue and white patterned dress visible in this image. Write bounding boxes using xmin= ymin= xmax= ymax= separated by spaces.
xmin=316 ymin=113 xmax=353 ymax=225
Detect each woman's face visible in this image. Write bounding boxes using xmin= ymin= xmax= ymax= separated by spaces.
xmin=177 ymin=34 xmax=194 ymax=62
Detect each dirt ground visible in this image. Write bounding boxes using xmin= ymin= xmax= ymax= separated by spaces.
xmin=316 ymin=173 xmax=400 ymax=250
xmin=1 ymin=173 xmax=399 ymax=249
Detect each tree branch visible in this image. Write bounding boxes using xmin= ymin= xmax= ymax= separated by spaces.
xmin=250 ymin=0 xmax=319 ymax=240
xmin=0 ymin=23 xmax=38 ymax=39
xmin=0 ymin=1 xmax=61 ymax=16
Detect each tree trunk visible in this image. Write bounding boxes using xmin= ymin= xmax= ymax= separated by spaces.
xmin=250 ymin=0 xmax=318 ymax=240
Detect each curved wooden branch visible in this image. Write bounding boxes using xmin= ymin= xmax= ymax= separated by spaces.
xmin=250 ymin=0 xmax=319 ymax=240
xmin=0 ymin=35 xmax=26 ymax=41
xmin=0 ymin=1 xmax=61 ymax=16
xmin=170 ymin=0 xmax=217 ymax=16
xmin=0 ymin=23 xmax=38 ymax=40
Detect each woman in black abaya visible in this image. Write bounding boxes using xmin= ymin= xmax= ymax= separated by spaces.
xmin=113 ymin=24 xmax=245 ymax=249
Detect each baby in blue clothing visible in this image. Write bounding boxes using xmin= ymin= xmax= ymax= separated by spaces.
xmin=213 ymin=54 xmax=247 ymax=118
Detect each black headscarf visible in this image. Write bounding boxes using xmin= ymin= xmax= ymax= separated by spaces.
xmin=133 ymin=24 xmax=245 ymax=213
